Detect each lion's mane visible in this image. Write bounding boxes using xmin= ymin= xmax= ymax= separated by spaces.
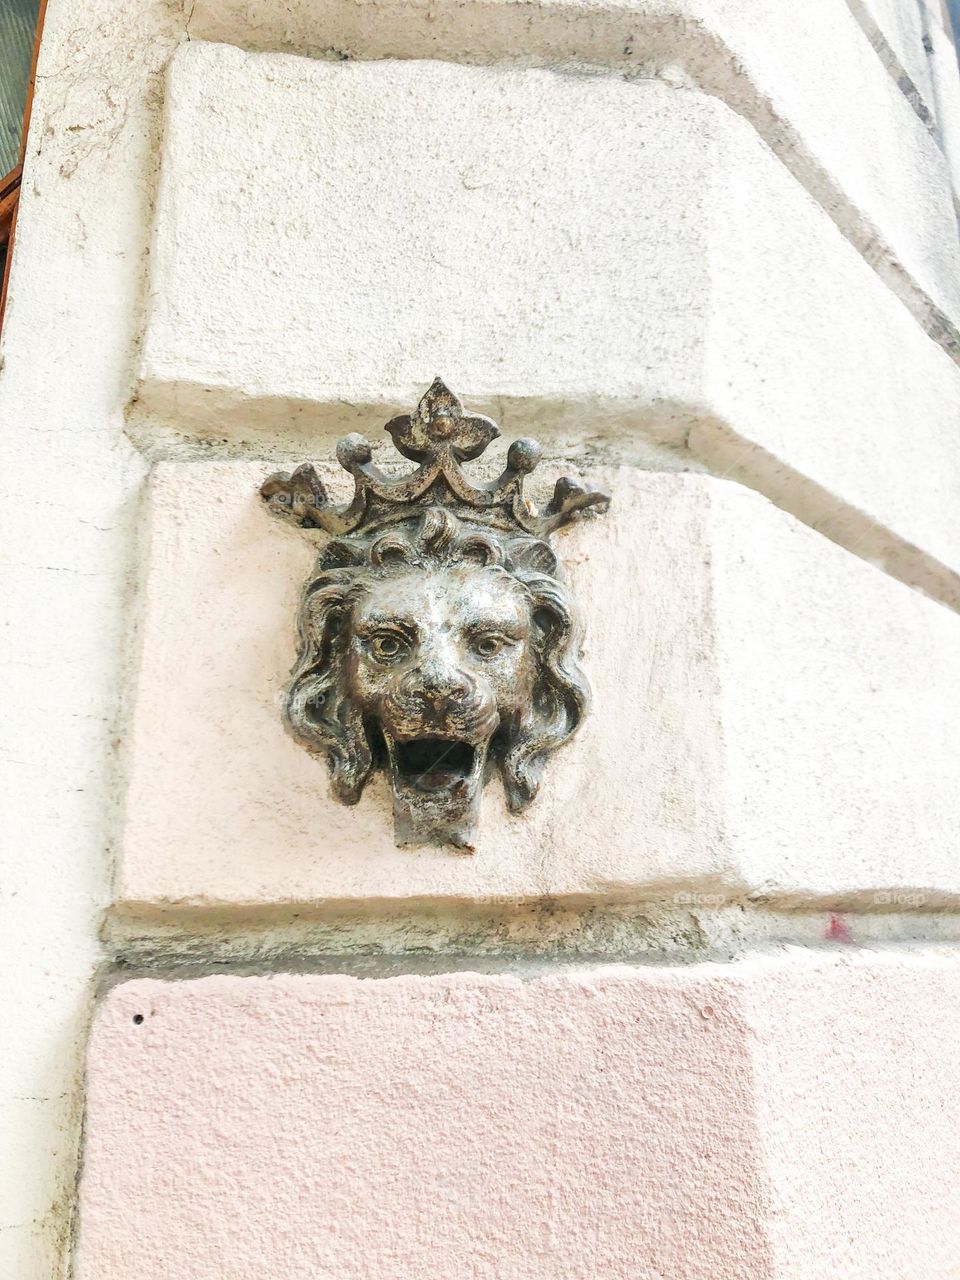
xmin=284 ymin=507 xmax=588 ymax=811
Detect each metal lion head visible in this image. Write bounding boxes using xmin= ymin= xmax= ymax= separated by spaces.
xmin=261 ymin=379 xmax=610 ymax=851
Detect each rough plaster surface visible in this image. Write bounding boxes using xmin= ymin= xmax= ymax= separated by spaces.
xmin=141 ymin=46 xmax=960 ymax=608
xmin=749 ymin=952 xmax=960 ymax=1277
xmin=184 ymin=0 xmax=960 ymax=354
xmin=75 ymin=954 xmax=960 ymax=1280
xmin=851 ymin=0 xmax=938 ymax=121
xmin=709 ymin=486 xmax=960 ymax=903
xmin=0 ymin=0 xmax=181 ymax=1273
xmin=118 ymin=463 xmax=960 ymax=910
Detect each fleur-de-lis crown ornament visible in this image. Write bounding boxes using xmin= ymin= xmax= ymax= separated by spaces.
xmin=260 ymin=378 xmax=610 ymax=539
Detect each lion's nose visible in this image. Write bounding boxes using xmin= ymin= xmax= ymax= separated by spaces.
xmin=401 ymin=665 xmax=473 ymax=709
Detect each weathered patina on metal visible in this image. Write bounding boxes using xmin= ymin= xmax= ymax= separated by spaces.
xmin=261 ymin=379 xmax=610 ymax=850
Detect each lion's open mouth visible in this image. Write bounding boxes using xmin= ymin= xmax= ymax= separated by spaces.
xmin=392 ymin=737 xmax=477 ymax=793
xmin=381 ymin=730 xmax=490 ymax=848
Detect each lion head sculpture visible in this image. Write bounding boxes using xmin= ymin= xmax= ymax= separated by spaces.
xmin=261 ymin=379 xmax=610 ymax=850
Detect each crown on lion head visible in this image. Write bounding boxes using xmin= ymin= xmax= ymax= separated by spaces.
xmin=259 ymin=378 xmax=610 ymax=539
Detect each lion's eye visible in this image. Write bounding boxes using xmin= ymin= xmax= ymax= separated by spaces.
xmin=474 ymin=633 xmax=505 ymax=658
xmin=370 ymin=633 xmax=405 ymax=661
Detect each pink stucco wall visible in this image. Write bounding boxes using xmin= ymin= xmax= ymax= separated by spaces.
xmin=77 ymin=969 xmax=770 ymax=1279
xmin=75 ymin=954 xmax=960 ymax=1279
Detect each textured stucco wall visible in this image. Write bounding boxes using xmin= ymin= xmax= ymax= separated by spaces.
xmin=2 ymin=0 xmax=960 ymax=1275
xmin=0 ymin=2 xmax=178 ymax=1273
xmin=76 ymin=957 xmax=960 ymax=1280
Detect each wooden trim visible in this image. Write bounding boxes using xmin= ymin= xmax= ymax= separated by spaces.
xmin=0 ymin=0 xmax=50 ymax=333
xmin=0 ymin=164 xmax=23 ymax=244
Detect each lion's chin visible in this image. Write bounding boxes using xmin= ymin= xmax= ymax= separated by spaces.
xmin=383 ymin=732 xmax=489 ymax=852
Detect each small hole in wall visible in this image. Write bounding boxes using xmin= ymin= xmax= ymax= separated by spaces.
xmin=132 ymin=1013 xmax=144 ymax=1025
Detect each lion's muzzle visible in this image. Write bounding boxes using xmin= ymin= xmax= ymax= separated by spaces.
xmin=377 ymin=666 xmax=499 ymax=850
xmin=381 ymin=666 xmax=499 ymax=744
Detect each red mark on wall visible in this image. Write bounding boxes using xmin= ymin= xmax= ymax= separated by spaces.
xmin=824 ymin=913 xmax=854 ymax=944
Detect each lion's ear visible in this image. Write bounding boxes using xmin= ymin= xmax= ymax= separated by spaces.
xmin=284 ymin=577 xmax=373 ymax=804
xmin=500 ymin=576 xmax=589 ymax=812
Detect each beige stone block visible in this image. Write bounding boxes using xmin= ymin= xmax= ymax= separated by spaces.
xmin=117 ymin=461 xmax=960 ymax=911
xmin=712 ymin=479 xmax=960 ymax=903
xmin=118 ymin=462 xmax=729 ymax=908
xmin=75 ymin=953 xmax=960 ymax=1279
xmin=140 ymin=45 xmax=960 ymax=607
xmin=184 ymin=3 xmax=960 ymax=347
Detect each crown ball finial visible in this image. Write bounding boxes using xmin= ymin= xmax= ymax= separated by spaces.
xmin=336 ymin=433 xmax=373 ymax=471
xmin=507 ymin=438 xmax=542 ymax=476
